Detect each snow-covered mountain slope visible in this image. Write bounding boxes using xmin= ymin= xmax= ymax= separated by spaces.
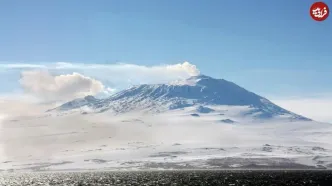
xmin=1 ymin=111 xmax=331 ymax=171
xmin=52 ymin=75 xmax=310 ymax=121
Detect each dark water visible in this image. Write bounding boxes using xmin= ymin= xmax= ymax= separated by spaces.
xmin=0 ymin=170 xmax=332 ymax=186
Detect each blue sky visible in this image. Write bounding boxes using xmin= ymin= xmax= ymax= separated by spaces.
xmin=0 ymin=1 xmax=331 ymax=100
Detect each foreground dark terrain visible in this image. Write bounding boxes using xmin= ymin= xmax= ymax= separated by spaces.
xmin=0 ymin=170 xmax=332 ymax=186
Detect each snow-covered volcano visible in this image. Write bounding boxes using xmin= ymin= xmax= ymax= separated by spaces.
xmin=52 ymin=75 xmax=310 ymax=121
xmin=4 ymin=75 xmax=332 ymax=172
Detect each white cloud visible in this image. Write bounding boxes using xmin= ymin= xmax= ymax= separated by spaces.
xmin=1 ymin=61 xmax=200 ymax=95
xmin=19 ymin=70 xmax=107 ymax=102
xmin=272 ymin=97 xmax=332 ymax=123
xmin=0 ymin=63 xmax=47 ymax=69
xmin=1 ymin=61 xmax=199 ymax=81
xmin=53 ymin=61 xmax=199 ymax=75
xmin=51 ymin=61 xmax=200 ymax=85
xmin=1 ymin=61 xmax=200 ymax=75
xmin=0 ymin=61 xmax=202 ymax=104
